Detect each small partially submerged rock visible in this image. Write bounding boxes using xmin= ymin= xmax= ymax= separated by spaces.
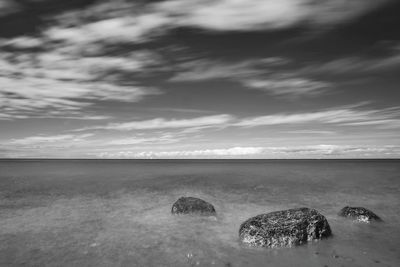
xmin=171 ymin=197 xmax=216 ymax=215
xmin=239 ymin=207 xmax=332 ymax=248
xmin=339 ymin=206 xmax=382 ymax=222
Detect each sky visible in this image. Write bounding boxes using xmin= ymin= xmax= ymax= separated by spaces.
xmin=0 ymin=0 xmax=399 ymax=159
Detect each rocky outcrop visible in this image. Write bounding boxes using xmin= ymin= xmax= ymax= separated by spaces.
xmin=239 ymin=207 xmax=332 ymax=248
xmin=339 ymin=206 xmax=382 ymax=222
xmin=171 ymin=197 xmax=216 ymax=215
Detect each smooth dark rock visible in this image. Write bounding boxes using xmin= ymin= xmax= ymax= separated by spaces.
xmin=239 ymin=207 xmax=332 ymax=248
xmin=339 ymin=206 xmax=381 ymax=222
xmin=171 ymin=197 xmax=216 ymax=215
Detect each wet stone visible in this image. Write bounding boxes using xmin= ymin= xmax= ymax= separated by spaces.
xmin=339 ymin=206 xmax=382 ymax=222
xmin=239 ymin=207 xmax=332 ymax=248
xmin=171 ymin=197 xmax=216 ymax=215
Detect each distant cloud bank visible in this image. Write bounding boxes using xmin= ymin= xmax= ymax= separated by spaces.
xmin=96 ymin=145 xmax=400 ymax=159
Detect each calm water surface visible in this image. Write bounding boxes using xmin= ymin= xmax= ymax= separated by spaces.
xmin=0 ymin=160 xmax=399 ymax=267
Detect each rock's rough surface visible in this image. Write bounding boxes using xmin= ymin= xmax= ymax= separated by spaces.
xmin=171 ymin=197 xmax=216 ymax=215
xmin=339 ymin=206 xmax=382 ymax=222
xmin=239 ymin=207 xmax=332 ymax=248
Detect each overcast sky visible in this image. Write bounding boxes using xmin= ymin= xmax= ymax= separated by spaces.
xmin=0 ymin=0 xmax=399 ymax=158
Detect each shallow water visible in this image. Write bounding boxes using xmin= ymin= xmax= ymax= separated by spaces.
xmin=0 ymin=159 xmax=399 ymax=266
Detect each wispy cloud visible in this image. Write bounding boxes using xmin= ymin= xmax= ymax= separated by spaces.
xmin=156 ymin=0 xmax=389 ymax=31
xmin=0 ymin=35 xmax=44 ymax=48
xmin=74 ymin=105 xmax=400 ymax=134
xmin=301 ymin=44 xmax=400 ymax=75
xmin=169 ymin=58 xmax=287 ymax=82
xmin=285 ymin=130 xmax=336 ymax=135
xmin=242 ymin=77 xmax=330 ymax=97
xmin=0 ymin=1 xmax=398 ymax=159
xmin=341 ymin=119 xmax=400 ymax=129
xmin=0 ymin=49 xmax=161 ymax=120
xmin=2 ymin=0 xmax=391 ymax=34
xmin=6 ymin=133 xmax=93 ymax=146
xmin=45 ymin=14 xmax=169 ymax=46
xmin=235 ymin=106 xmax=400 ymax=128
xmin=0 ymin=0 xmax=391 ymax=122
xmin=0 ymin=133 xmax=97 ymax=158
xmin=4 ymin=0 xmax=384 ymax=53
xmin=107 ymin=134 xmax=180 ymax=146
xmin=77 ymin=114 xmax=234 ymax=131
xmin=170 ymin=58 xmax=330 ymax=98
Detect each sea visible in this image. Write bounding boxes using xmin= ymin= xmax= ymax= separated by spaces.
xmin=0 ymin=159 xmax=399 ymax=267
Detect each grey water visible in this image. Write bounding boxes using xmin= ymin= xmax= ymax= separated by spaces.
xmin=0 ymin=159 xmax=399 ymax=267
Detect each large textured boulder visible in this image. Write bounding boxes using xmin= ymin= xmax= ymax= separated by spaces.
xmin=239 ymin=207 xmax=332 ymax=248
xmin=171 ymin=197 xmax=216 ymax=215
xmin=339 ymin=206 xmax=382 ymax=222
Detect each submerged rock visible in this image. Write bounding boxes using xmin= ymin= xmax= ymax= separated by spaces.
xmin=171 ymin=197 xmax=216 ymax=215
xmin=239 ymin=207 xmax=332 ymax=248
xmin=339 ymin=206 xmax=381 ymax=222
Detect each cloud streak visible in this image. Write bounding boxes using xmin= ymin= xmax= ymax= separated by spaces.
xmin=235 ymin=107 xmax=400 ymax=128
xmin=78 ymin=114 xmax=234 ymax=131
xmin=170 ymin=58 xmax=330 ymax=98
xmin=242 ymin=77 xmax=330 ymax=97
xmin=156 ymin=0 xmax=390 ymax=31
xmin=107 ymin=134 xmax=181 ymax=146
xmin=80 ymin=105 xmax=400 ymax=132
xmin=301 ymin=48 xmax=400 ymax=75
xmin=6 ymin=133 xmax=93 ymax=146
xmin=0 ymin=48 xmax=161 ymax=120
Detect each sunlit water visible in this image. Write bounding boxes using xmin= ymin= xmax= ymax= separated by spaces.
xmin=0 ymin=159 xmax=399 ymax=267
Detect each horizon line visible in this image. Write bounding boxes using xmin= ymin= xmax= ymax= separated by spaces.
xmin=0 ymin=158 xmax=399 ymax=160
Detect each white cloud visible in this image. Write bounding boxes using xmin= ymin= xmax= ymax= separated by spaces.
xmin=1 ymin=0 xmax=390 ymax=34
xmin=1 ymin=0 xmax=388 ymax=122
xmin=0 ymin=49 xmax=161 ymax=120
xmin=285 ymin=130 xmax=335 ymax=135
xmin=97 ymin=146 xmax=265 ymax=159
xmin=158 ymin=0 xmax=388 ymax=31
xmin=96 ymin=145 xmax=400 ymax=159
xmin=107 ymin=134 xmax=180 ymax=145
xmin=0 ymin=76 xmax=158 ymax=118
xmin=80 ymin=114 xmax=233 ymax=131
xmin=301 ymin=46 xmax=400 ymax=75
xmin=74 ymin=105 xmax=400 ymax=133
xmin=236 ymin=110 xmax=344 ymax=127
xmin=340 ymin=119 xmax=400 ymax=129
xmin=7 ymin=133 xmax=93 ymax=146
xmin=169 ymin=58 xmax=285 ymax=82
xmin=34 ymin=0 xmax=390 ymax=50
xmin=0 ymin=35 xmax=44 ymax=48
xmin=235 ymin=107 xmax=400 ymax=128
xmin=45 ymin=14 xmax=170 ymax=45
xmin=242 ymin=77 xmax=330 ymax=97
xmin=170 ymin=57 xmax=329 ymax=97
